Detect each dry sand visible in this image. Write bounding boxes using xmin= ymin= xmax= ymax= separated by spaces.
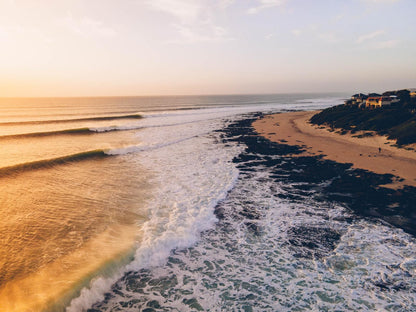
xmin=253 ymin=111 xmax=416 ymax=189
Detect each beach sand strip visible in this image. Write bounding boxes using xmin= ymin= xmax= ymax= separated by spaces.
xmin=253 ymin=111 xmax=416 ymax=189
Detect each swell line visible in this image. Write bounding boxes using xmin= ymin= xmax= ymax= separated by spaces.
xmin=0 ymin=150 xmax=109 ymax=177
xmin=0 ymin=126 xmax=140 ymax=140
xmin=0 ymin=128 xmax=94 ymax=140
xmin=0 ymin=114 xmax=142 ymax=126
xmin=0 ymin=117 xmax=222 ymax=140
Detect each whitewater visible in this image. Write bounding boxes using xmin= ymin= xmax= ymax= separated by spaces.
xmin=0 ymin=94 xmax=414 ymax=311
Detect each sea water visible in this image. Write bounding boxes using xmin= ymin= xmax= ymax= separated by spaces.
xmin=0 ymin=94 xmax=414 ymax=311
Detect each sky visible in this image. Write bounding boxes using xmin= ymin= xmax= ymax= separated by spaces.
xmin=0 ymin=0 xmax=415 ymax=96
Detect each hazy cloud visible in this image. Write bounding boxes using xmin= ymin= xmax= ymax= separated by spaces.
xmin=374 ymin=39 xmax=399 ymax=49
xmin=62 ymin=13 xmax=116 ymax=38
xmin=291 ymin=29 xmax=301 ymax=36
xmin=332 ymin=14 xmax=344 ymax=22
xmin=171 ymin=23 xmax=230 ymax=43
xmin=145 ymin=0 xmax=203 ymax=24
xmin=363 ymin=0 xmax=399 ymax=3
xmin=145 ymin=0 xmax=232 ymax=43
xmin=0 ymin=24 xmax=52 ymax=44
xmin=247 ymin=0 xmax=286 ymax=14
xmin=218 ymin=0 xmax=235 ymax=9
xmin=265 ymin=33 xmax=274 ymax=40
xmin=0 ymin=27 xmax=11 ymax=42
xmin=318 ymin=32 xmax=339 ymax=43
xmin=356 ymin=30 xmax=384 ymax=43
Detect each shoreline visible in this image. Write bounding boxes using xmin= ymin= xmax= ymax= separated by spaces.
xmin=253 ymin=111 xmax=416 ymax=189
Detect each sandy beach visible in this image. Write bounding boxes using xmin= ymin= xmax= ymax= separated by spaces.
xmin=253 ymin=111 xmax=416 ymax=189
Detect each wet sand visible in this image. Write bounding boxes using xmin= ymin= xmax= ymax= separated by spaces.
xmin=253 ymin=111 xmax=416 ymax=189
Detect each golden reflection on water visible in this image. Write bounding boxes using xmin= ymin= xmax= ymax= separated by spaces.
xmin=0 ymin=156 xmax=152 ymax=311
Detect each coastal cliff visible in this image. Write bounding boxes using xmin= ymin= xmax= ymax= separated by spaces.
xmin=310 ymin=89 xmax=416 ymax=146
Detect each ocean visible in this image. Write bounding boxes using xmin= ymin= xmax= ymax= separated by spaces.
xmin=0 ymin=94 xmax=415 ymax=312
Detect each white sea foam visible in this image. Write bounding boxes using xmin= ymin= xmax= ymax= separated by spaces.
xmin=68 ymin=99 xmax=415 ymax=311
xmin=67 ymin=106 xmax=246 ymax=311
xmin=89 ymin=125 xmax=142 ymax=132
xmin=91 ymin=158 xmax=416 ymax=311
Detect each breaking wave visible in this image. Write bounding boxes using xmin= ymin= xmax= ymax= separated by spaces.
xmin=0 ymin=113 xmax=142 ymax=126
xmin=0 ymin=150 xmax=109 ymax=177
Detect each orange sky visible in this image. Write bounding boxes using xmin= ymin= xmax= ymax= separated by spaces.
xmin=1 ymin=0 xmax=415 ymax=96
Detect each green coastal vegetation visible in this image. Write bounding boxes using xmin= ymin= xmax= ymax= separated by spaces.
xmin=310 ymin=89 xmax=416 ymax=145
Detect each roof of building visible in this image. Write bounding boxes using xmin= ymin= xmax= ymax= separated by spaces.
xmin=352 ymin=93 xmax=368 ymax=98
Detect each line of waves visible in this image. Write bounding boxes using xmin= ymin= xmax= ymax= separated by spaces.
xmin=0 ymin=150 xmax=109 ymax=177
xmin=0 ymin=126 xmax=139 ymax=140
xmin=107 ymin=134 xmax=206 ymax=156
xmin=0 ymin=113 xmax=142 ymax=126
xmin=0 ymin=128 xmax=95 ymax=140
xmin=0 ymin=117 xmax=223 ymax=140
xmin=0 ymin=134 xmax=205 ymax=177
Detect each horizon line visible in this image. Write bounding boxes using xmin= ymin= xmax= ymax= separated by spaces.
xmin=0 ymin=91 xmax=352 ymax=99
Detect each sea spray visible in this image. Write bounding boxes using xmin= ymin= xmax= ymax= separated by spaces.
xmin=44 ymin=245 xmax=137 ymax=312
xmin=67 ymin=108 xmax=292 ymax=311
xmin=67 ymin=122 xmax=243 ymax=311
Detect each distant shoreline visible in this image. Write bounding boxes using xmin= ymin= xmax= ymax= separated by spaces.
xmin=253 ymin=111 xmax=416 ymax=189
